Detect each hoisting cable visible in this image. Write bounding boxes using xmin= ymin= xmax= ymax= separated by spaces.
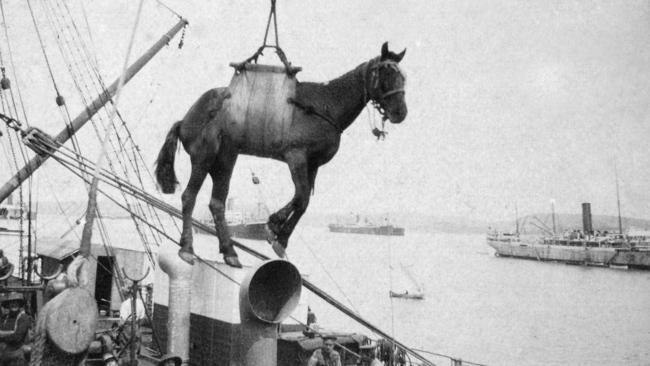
xmin=240 ymin=0 xmax=293 ymax=72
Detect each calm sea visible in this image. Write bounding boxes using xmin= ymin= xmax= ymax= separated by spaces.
xmin=280 ymin=226 xmax=650 ymax=366
xmin=12 ymin=217 xmax=650 ymax=366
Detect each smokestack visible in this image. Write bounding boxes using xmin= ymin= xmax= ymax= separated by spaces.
xmin=239 ymin=259 xmax=302 ymax=366
xmin=581 ymin=203 xmax=593 ymax=235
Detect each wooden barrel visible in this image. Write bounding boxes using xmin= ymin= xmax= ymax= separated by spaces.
xmin=223 ymin=63 xmax=299 ymax=154
xmin=44 ymin=287 xmax=98 ymax=354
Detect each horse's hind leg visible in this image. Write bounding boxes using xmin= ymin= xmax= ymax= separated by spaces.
xmin=178 ymin=163 xmax=208 ymax=264
xmin=208 ymin=148 xmax=241 ymax=268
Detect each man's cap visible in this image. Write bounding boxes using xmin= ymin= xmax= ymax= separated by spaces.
xmin=1 ymin=292 xmax=24 ymax=306
xmin=158 ymin=354 xmax=182 ymax=366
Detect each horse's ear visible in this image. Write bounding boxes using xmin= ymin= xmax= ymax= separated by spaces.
xmin=381 ymin=42 xmax=389 ymax=60
xmin=395 ymin=48 xmax=406 ymax=63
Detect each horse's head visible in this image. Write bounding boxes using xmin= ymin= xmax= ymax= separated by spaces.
xmin=366 ymin=42 xmax=407 ymax=124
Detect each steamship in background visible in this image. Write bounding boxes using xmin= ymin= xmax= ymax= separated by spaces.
xmin=487 ymin=202 xmax=650 ymax=270
xmin=195 ymin=198 xmax=269 ymax=241
xmin=328 ymin=214 xmax=405 ymax=236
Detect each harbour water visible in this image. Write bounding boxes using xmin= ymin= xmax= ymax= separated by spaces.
xmin=9 ymin=217 xmax=650 ymax=365
xmin=279 ymin=226 xmax=650 ymax=366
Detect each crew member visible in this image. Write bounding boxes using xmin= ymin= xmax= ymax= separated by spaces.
xmin=307 ymin=335 xmax=342 ymax=366
xmin=0 ymin=292 xmax=32 ymax=366
xmin=307 ymin=306 xmax=317 ymax=328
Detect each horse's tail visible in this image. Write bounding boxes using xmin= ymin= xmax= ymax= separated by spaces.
xmin=155 ymin=121 xmax=182 ymax=194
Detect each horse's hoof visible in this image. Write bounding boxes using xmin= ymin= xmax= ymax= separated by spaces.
xmin=224 ymin=255 xmax=242 ymax=268
xmin=265 ymin=224 xmax=278 ymax=243
xmin=178 ymin=249 xmax=195 ymax=265
xmin=271 ymin=241 xmax=287 ymax=259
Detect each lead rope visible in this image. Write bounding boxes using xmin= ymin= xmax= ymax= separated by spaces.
xmin=363 ymin=61 xmax=387 ymax=140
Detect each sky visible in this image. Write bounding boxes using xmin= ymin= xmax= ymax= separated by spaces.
xmin=0 ymin=0 xmax=649 ymax=223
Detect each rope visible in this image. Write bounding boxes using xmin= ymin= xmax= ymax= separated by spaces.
xmin=51 ymin=0 xmax=174 ymax=250
xmin=29 ymin=306 xmax=47 ymax=366
xmin=0 ymin=0 xmax=31 ymax=127
xmin=26 ymin=0 xmax=62 ymax=99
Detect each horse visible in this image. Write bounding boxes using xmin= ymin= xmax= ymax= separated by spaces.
xmin=155 ymin=42 xmax=407 ymax=268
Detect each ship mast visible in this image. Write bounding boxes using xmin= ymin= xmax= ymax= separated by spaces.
xmin=514 ymin=202 xmax=519 ymax=235
xmin=615 ymin=165 xmax=623 ymax=235
xmin=550 ymin=199 xmax=556 ymax=236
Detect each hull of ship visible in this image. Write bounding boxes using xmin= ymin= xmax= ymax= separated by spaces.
xmin=328 ymin=225 xmax=405 ymax=236
xmin=487 ymin=239 xmax=650 ymax=270
xmin=195 ymin=221 xmax=268 ymax=240
xmin=228 ymin=221 xmax=267 ymax=240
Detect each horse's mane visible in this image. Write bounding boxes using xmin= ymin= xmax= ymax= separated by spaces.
xmin=296 ymin=61 xmax=367 ymax=105
xmin=294 ymin=61 xmax=369 ymax=128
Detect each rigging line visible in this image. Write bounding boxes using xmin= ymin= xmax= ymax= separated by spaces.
xmin=26 ymin=0 xmax=63 ymax=97
xmin=84 ymin=0 xmax=152 ymax=263
xmin=48 ymin=152 xmax=214 ymax=277
xmin=77 ymin=0 xmax=100 ymax=71
xmin=0 ymin=0 xmax=30 ymax=126
xmin=48 ymin=1 xmax=164 ymax=253
xmin=49 ymin=183 xmax=81 ymax=241
xmin=48 ymin=8 xmax=170 ymax=246
xmin=387 ymin=234 xmax=396 ymax=339
xmin=56 ymin=0 xmax=179 ymax=237
xmin=0 ymin=90 xmax=30 ymax=168
xmin=27 ymin=129 xmax=178 ymax=240
xmin=301 ymin=234 xmax=362 ymax=315
xmin=155 ymin=0 xmax=183 ymax=19
xmin=412 ymin=349 xmax=486 ymax=366
xmin=22 ymin=141 xmax=442 ymax=366
xmin=41 ymin=0 xmax=90 ymax=159
xmin=240 ymin=165 xmax=360 ymax=313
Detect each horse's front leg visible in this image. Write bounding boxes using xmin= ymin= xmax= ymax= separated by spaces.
xmin=276 ymin=164 xmax=318 ymax=248
xmin=179 ymin=164 xmax=208 ymax=264
xmin=267 ymin=151 xmax=311 ymax=257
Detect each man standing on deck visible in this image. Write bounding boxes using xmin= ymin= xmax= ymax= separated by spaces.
xmin=0 ymin=292 xmax=32 ymax=366
xmin=307 ymin=335 xmax=342 ymax=366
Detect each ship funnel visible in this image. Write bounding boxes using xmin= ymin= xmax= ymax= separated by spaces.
xmin=239 ymin=259 xmax=302 ymax=366
xmin=581 ymin=202 xmax=593 ymax=235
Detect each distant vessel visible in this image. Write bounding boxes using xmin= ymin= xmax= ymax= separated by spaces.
xmin=328 ymin=214 xmax=405 ymax=236
xmin=487 ymin=203 xmax=650 ymax=270
xmin=197 ymin=198 xmax=268 ymax=240
xmin=389 ymin=264 xmax=425 ymax=300
xmin=389 ymin=290 xmax=424 ymax=300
